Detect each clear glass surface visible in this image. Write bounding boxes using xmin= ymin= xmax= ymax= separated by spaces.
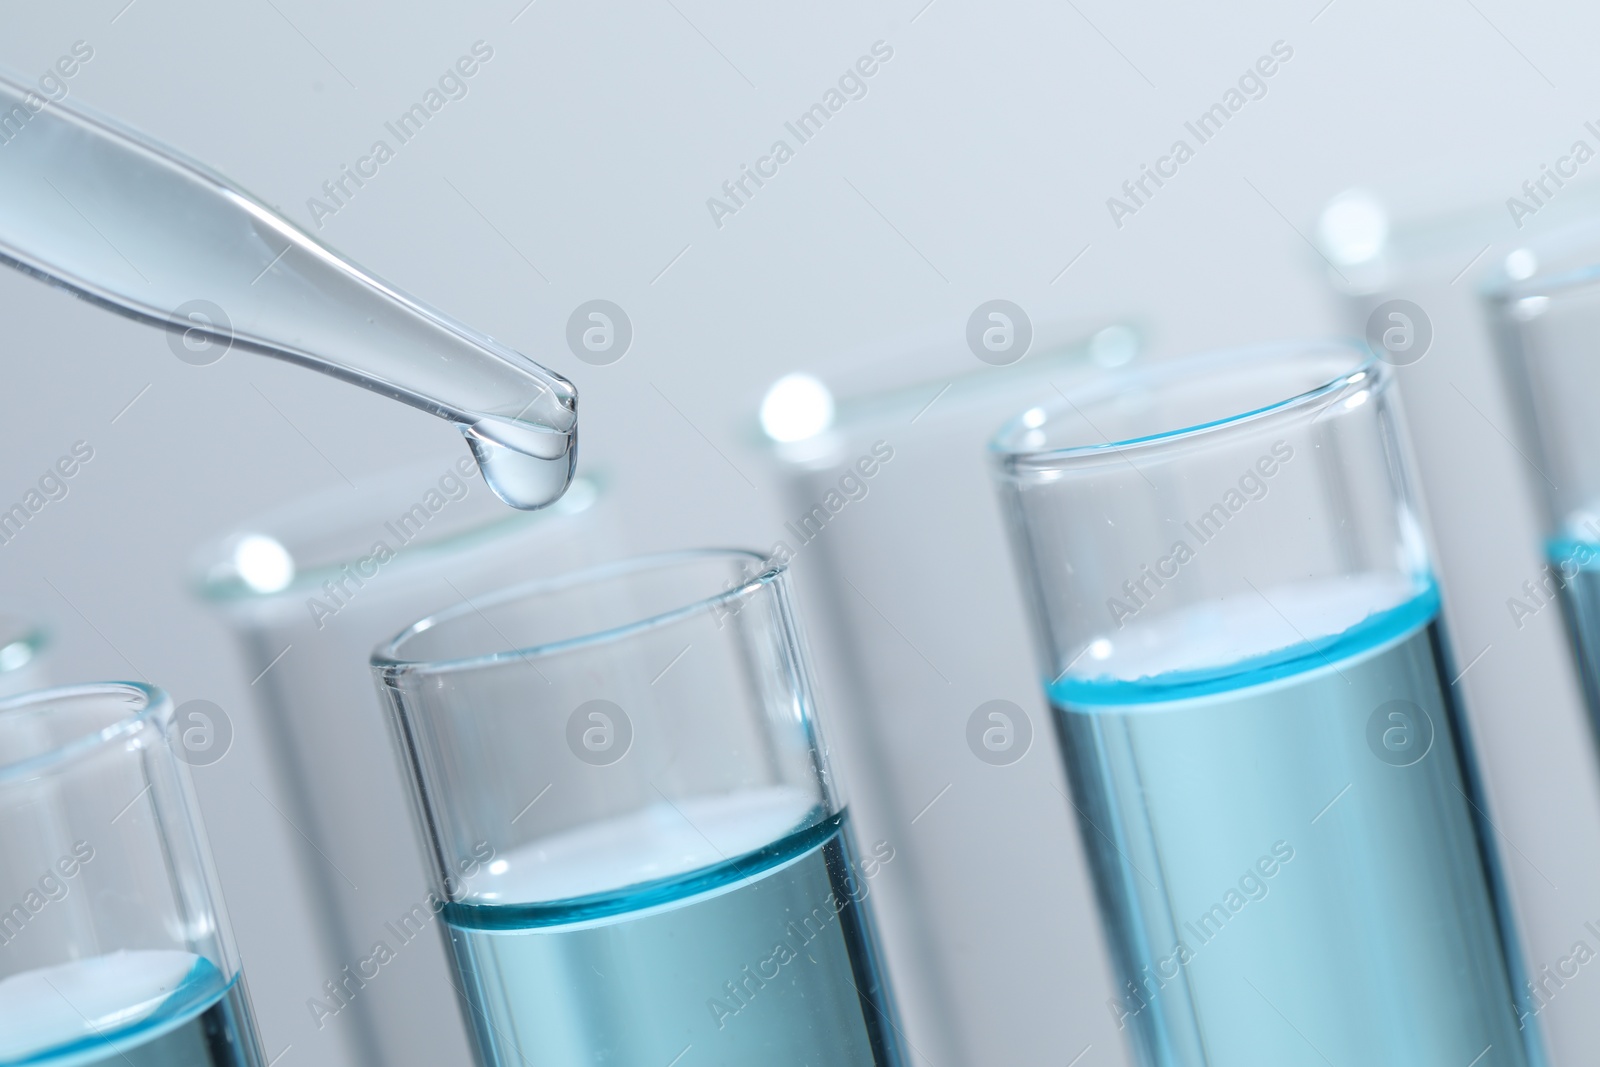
xmin=761 ymin=322 xmax=1138 ymax=1067
xmin=0 ymin=682 xmax=265 ymax=1066
xmin=0 ymin=70 xmax=575 ymax=510
xmin=1485 ymin=221 xmax=1600 ymax=535
xmin=372 ymin=551 xmax=905 ymax=1067
xmin=1487 ymin=222 xmax=1600 ymax=778
xmin=991 ymin=341 xmax=1542 ymax=1066
xmin=196 ymin=464 xmax=608 ymax=1067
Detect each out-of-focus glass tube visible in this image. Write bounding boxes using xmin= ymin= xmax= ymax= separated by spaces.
xmin=991 ymin=342 xmax=1541 ymax=1066
xmin=372 ymin=551 xmax=905 ymax=1067
xmin=1487 ymin=228 xmax=1600 ymax=747
xmin=0 ymin=610 xmax=48 ymax=697
xmin=197 ymin=464 xmax=609 ymax=1067
xmin=0 ymin=682 xmax=265 ymax=1066
xmin=759 ymin=321 xmax=1139 ymax=1067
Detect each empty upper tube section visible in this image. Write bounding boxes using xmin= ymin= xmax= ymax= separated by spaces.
xmin=0 ymin=71 xmax=576 ymax=509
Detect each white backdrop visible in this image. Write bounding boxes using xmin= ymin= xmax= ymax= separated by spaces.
xmin=5 ymin=1 xmax=1600 ymax=1064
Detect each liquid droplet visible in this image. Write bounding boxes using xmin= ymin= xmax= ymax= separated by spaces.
xmin=462 ymin=414 xmax=578 ymax=510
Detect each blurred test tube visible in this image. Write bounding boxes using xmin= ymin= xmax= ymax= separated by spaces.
xmin=759 ymin=319 xmax=1141 ymax=1067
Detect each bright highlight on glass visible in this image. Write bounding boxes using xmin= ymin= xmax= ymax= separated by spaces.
xmin=0 ymin=643 xmax=29 ymax=672
xmin=0 ymin=683 xmax=266 ymax=1066
xmin=232 ymin=535 xmax=295 ymax=594
xmin=1504 ymin=248 xmax=1538 ymax=281
xmin=1317 ymin=188 xmax=1389 ymax=266
xmin=991 ymin=341 xmax=1541 ymax=1066
xmin=372 ymin=551 xmax=904 ymax=1067
xmin=760 ymin=373 xmax=836 ymax=442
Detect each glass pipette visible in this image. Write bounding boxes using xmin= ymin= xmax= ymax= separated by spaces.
xmin=0 ymin=72 xmax=576 ymax=509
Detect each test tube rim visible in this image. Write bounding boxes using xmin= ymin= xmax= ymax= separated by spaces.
xmin=371 ymin=547 xmax=781 ymax=677
xmin=0 ymin=680 xmax=169 ymax=784
xmin=1485 ymin=260 xmax=1600 ymax=304
xmin=1482 ymin=216 xmax=1600 ymax=303
xmin=989 ymin=338 xmax=1381 ymax=476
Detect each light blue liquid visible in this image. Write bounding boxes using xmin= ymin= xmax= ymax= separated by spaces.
xmin=4 ymin=956 xmax=263 ymax=1067
xmin=1051 ymin=587 xmax=1536 ymax=1066
xmin=442 ymin=810 xmax=902 ymax=1067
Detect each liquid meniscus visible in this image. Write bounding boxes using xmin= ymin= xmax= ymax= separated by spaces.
xmin=441 ymin=791 xmax=903 ymax=1067
xmin=1051 ymin=578 xmax=1535 ymax=1066
xmin=0 ymin=951 xmax=263 ymax=1067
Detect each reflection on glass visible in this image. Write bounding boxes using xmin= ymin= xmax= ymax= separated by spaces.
xmin=372 ymin=551 xmax=905 ymax=1066
xmin=992 ymin=342 xmax=1542 ymax=1066
xmin=0 ymin=683 xmax=265 ymax=1066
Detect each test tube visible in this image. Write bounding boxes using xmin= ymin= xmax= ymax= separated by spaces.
xmin=990 ymin=342 xmax=1541 ymax=1065
xmin=760 ymin=322 xmax=1139 ymax=1065
xmin=0 ymin=682 xmax=266 ymax=1066
xmin=1486 ymin=230 xmax=1600 ymax=750
xmin=198 ymin=464 xmax=610 ymax=1067
xmin=371 ymin=551 xmax=904 ymax=1066
xmin=1319 ymin=195 xmax=1600 ymax=1058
